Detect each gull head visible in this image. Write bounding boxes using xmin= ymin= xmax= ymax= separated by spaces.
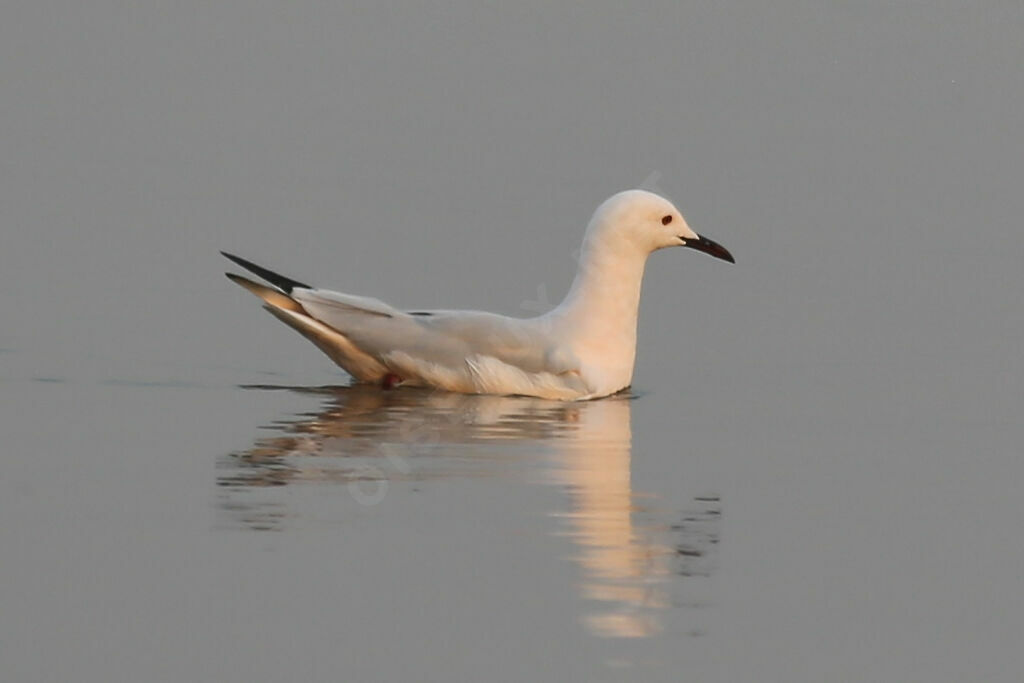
xmin=588 ymin=189 xmax=735 ymax=263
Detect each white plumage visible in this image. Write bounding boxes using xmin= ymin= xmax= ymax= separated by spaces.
xmin=224 ymin=189 xmax=733 ymax=400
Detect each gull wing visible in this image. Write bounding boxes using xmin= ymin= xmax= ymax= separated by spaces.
xmin=223 ymin=252 xmax=587 ymax=396
xmin=292 ymin=292 xmax=580 ymax=377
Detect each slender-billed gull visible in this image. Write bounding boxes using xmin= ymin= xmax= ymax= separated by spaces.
xmin=223 ymin=189 xmax=733 ymax=400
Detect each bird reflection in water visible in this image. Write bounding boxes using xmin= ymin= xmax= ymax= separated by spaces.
xmin=219 ymin=384 xmax=719 ymax=638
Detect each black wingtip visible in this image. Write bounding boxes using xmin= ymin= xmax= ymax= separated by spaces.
xmin=220 ymin=251 xmax=311 ymax=293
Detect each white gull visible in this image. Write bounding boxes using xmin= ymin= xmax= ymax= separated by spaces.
xmin=223 ymin=189 xmax=734 ymax=400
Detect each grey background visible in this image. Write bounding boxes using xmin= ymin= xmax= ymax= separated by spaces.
xmin=2 ymin=2 xmax=1022 ymax=682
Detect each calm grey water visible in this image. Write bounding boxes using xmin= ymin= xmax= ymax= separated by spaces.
xmin=2 ymin=2 xmax=1023 ymax=682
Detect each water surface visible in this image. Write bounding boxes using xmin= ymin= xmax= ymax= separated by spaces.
xmin=219 ymin=386 xmax=721 ymax=640
xmin=2 ymin=2 xmax=1023 ymax=682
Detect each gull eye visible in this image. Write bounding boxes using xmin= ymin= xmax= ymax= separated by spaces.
xmin=661 ymin=215 xmax=673 ymax=225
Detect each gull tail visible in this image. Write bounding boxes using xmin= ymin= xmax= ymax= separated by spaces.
xmin=260 ymin=302 xmax=388 ymax=380
xmin=224 ymin=273 xmax=307 ymax=314
xmin=223 ymin=261 xmax=388 ymax=382
xmin=221 ymin=251 xmax=311 ymax=293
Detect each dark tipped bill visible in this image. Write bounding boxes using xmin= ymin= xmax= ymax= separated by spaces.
xmin=683 ymin=234 xmax=735 ymax=263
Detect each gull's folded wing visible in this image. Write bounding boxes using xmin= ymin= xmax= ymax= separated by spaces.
xmin=223 ymin=252 xmax=588 ymax=396
xmin=293 ymin=294 xmax=579 ymax=378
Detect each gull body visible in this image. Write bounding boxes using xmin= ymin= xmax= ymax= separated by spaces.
xmin=224 ymin=189 xmax=733 ymax=400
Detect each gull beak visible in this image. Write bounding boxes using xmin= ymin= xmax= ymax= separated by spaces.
xmin=682 ymin=234 xmax=735 ymax=264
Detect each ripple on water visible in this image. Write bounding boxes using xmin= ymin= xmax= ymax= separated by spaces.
xmin=219 ymin=384 xmax=719 ymax=638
